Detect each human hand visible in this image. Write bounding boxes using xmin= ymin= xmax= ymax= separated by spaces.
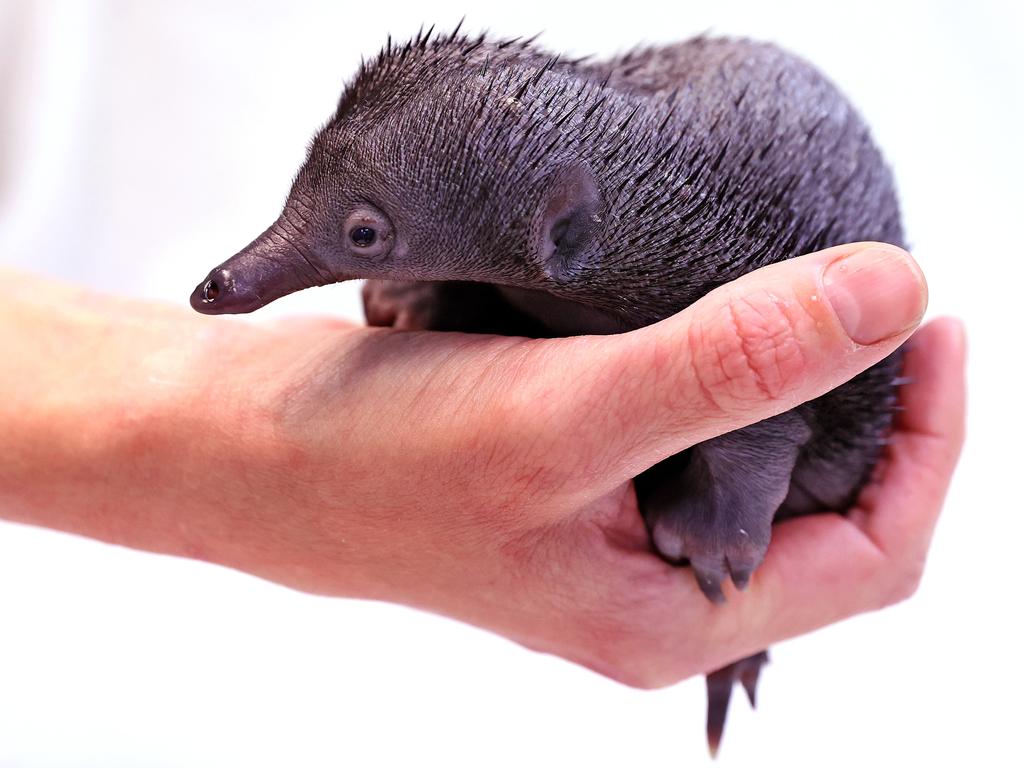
xmin=0 ymin=242 xmax=962 ymax=688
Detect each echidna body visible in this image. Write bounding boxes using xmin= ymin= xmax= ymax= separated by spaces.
xmin=190 ymin=27 xmax=904 ymax=754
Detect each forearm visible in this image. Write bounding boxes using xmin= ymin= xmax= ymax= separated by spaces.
xmin=0 ymin=269 xmax=217 ymax=553
xmin=0 ymin=272 xmax=313 ymax=588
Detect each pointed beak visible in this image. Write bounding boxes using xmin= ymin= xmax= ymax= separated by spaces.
xmin=190 ymin=264 xmax=269 ymax=314
xmin=190 ymin=218 xmax=340 ymax=315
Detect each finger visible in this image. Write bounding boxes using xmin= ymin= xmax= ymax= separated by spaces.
xmin=675 ymin=319 xmax=966 ymax=674
xmin=524 ymin=242 xmax=927 ymax=480
xmin=848 ymin=316 xmax=967 ymax=562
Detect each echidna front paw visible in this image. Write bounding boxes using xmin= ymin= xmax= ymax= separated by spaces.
xmin=362 ymin=279 xmax=444 ymax=330
xmin=649 ymin=507 xmax=771 ymax=603
xmin=636 ymin=414 xmax=808 ymax=604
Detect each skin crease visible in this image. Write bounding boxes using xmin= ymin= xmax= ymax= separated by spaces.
xmin=0 ymin=246 xmax=964 ymax=689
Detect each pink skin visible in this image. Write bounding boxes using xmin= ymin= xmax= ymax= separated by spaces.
xmin=0 ymin=242 xmax=963 ymax=688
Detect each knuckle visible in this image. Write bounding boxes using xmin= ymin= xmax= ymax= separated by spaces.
xmin=871 ymin=556 xmax=927 ymax=609
xmin=587 ymin=632 xmax=677 ymax=690
xmin=506 ymin=338 xmax=623 ymax=469
xmin=602 ymin=661 xmax=670 ymax=690
xmin=462 ymin=340 xmax=584 ymax=493
xmin=692 ymin=291 xmax=811 ymax=410
xmin=592 ymin=637 xmax=701 ymax=690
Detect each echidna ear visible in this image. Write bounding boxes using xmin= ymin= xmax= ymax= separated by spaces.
xmin=535 ymin=165 xmax=604 ymax=282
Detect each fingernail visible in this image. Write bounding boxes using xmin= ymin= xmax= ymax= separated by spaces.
xmin=823 ymin=246 xmax=927 ymax=345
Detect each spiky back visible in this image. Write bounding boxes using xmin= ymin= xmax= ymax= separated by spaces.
xmin=573 ymin=38 xmax=904 ymax=320
xmin=336 ymin=25 xmax=561 ymax=123
xmin=331 ymin=30 xmax=902 ymax=323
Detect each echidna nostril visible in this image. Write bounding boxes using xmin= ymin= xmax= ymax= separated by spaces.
xmin=203 ymin=279 xmax=220 ymax=301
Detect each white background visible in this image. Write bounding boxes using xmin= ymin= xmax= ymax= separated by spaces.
xmin=1 ymin=1 xmax=1021 ymax=765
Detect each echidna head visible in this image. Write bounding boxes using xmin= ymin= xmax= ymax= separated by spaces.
xmin=190 ymin=50 xmax=606 ymax=315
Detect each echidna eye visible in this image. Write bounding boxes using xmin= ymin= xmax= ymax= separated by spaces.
xmin=350 ymin=226 xmax=377 ymax=247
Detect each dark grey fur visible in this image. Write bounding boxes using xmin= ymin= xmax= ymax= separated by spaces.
xmin=189 ymin=26 xmax=904 ymax=754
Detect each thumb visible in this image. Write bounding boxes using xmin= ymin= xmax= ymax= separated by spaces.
xmin=526 ymin=242 xmax=927 ymax=481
